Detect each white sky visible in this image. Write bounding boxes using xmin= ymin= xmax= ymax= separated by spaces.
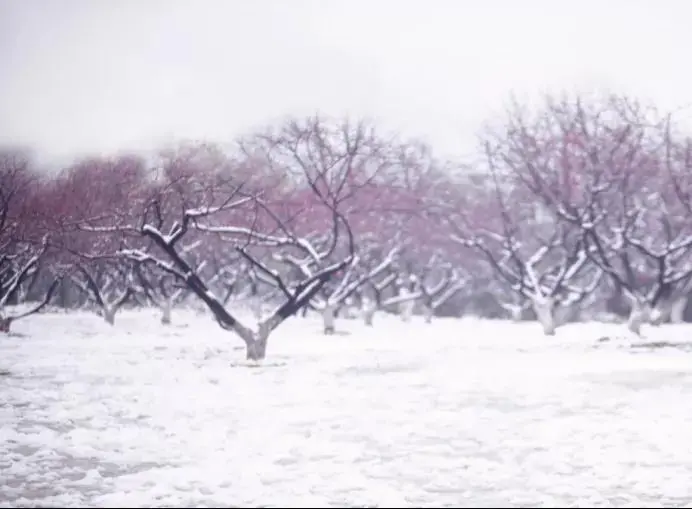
xmin=2 ymin=0 xmax=692 ymax=167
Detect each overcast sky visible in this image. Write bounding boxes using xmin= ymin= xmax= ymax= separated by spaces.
xmin=2 ymin=0 xmax=692 ymax=166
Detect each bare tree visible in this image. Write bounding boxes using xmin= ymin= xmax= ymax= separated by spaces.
xmin=195 ymin=114 xmax=406 ymax=336
xmin=416 ymin=258 xmax=468 ymax=323
xmin=274 ymin=242 xmax=400 ymax=333
xmin=0 ymin=151 xmax=60 ymax=331
xmin=357 ymin=271 xmax=395 ymax=326
xmin=116 ymin=118 xmax=369 ymax=359
xmin=133 ymin=263 xmax=191 ymax=325
xmin=123 ymin=195 xmax=352 ymax=360
xmin=662 ymin=117 xmax=692 ymax=323
xmin=444 ymin=151 xmax=601 ymax=335
xmin=71 ymin=261 xmax=135 ymax=325
xmin=486 ymin=94 xmax=692 ymax=334
xmin=0 ymin=238 xmax=60 ymax=332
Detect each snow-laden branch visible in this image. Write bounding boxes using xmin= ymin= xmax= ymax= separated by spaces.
xmin=185 ymin=195 xmax=254 ymax=219
xmin=0 ymin=237 xmax=49 ymax=309
xmin=77 ymin=223 xmax=138 ymax=233
xmin=431 ymin=271 xmax=468 ymax=310
xmin=329 ymin=246 xmax=400 ymax=306
xmin=418 ymin=266 xmax=468 ymax=322
xmin=196 ymin=222 xmax=328 ymax=265
xmin=525 ymin=244 xmax=551 ymax=298
xmin=71 ymin=263 xmax=134 ymax=324
xmin=0 ymin=278 xmax=60 ymax=332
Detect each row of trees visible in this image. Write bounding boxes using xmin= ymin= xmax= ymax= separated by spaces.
xmin=2 ymin=94 xmax=692 ymax=359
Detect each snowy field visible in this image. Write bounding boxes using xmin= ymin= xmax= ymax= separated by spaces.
xmin=2 ymin=310 xmax=692 ymax=508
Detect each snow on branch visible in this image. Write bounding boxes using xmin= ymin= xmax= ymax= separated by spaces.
xmin=0 ymin=236 xmax=50 ymax=309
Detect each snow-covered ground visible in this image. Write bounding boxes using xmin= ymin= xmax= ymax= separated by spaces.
xmin=2 ymin=309 xmax=692 ymax=507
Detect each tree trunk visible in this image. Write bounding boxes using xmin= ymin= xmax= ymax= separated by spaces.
xmin=322 ymin=304 xmax=336 ymax=335
xmin=502 ymin=302 xmax=526 ymax=322
xmin=58 ymin=279 xmax=69 ymax=309
xmin=160 ymin=300 xmax=172 ymax=325
xmin=627 ymin=301 xmax=648 ymax=335
xmin=532 ymin=298 xmax=556 ymax=336
xmin=363 ymin=305 xmax=376 ymax=326
xmin=670 ymin=296 xmax=687 ymax=324
xmin=400 ymin=300 xmax=415 ymax=322
xmin=0 ymin=317 xmax=11 ymax=333
xmin=423 ymin=304 xmax=434 ymax=324
xmin=509 ymin=306 xmax=524 ymax=322
xmin=103 ymin=306 xmax=116 ymax=325
xmin=245 ymin=330 xmax=269 ymax=361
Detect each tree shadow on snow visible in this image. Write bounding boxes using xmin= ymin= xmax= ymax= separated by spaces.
xmin=630 ymin=341 xmax=692 ymax=353
xmin=3 ymin=332 xmax=28 ymax=339
xmin=594 ymin=336 xmax=692 ymax=354
xmin=228 ymin=361 xmax=289 ymax=369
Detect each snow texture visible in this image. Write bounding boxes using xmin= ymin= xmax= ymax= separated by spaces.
xmin=3 ymin=309 xmax=692 ymax=507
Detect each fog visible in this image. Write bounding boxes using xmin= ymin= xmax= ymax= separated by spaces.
xmin=2 ymin=0 xmax=692 ymax=166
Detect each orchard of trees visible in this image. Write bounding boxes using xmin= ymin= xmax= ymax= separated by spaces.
xmin=3 ymin=93 xmax=692 ymax=359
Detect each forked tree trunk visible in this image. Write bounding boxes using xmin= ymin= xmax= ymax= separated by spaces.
xmin=57 ymin=279 xmax=70 ymax=309
xmin=400 ymin=300 xmax=415 ymax=322
xmin=245 ymin=329 xmax=270 ymax=361
xmin=160 ymin=299 xmax=172 ymax=325
xmin=238 ymin=321 xmax=272 ymax=362
xmin=363 ymin=303 xmax=376 ymax=326
xmin=0 ymin=317 xmax=11 ymax=333
xmin=322 ymin=304 xmax=336 ymax=335
xmin=531 ymin=298 xmax=556 ymax=336
xmin=103 ymin=306 xmax=116 ymax=325
xmin=502 ymin=302 xmax=527 ymax=322
xmin=423 ymin=304 xmax=434 ymax=324
xmin=627 ymin=300 xmax=648 ymax=335
xmin=0 ymin=280 xmax=59 ymax=333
